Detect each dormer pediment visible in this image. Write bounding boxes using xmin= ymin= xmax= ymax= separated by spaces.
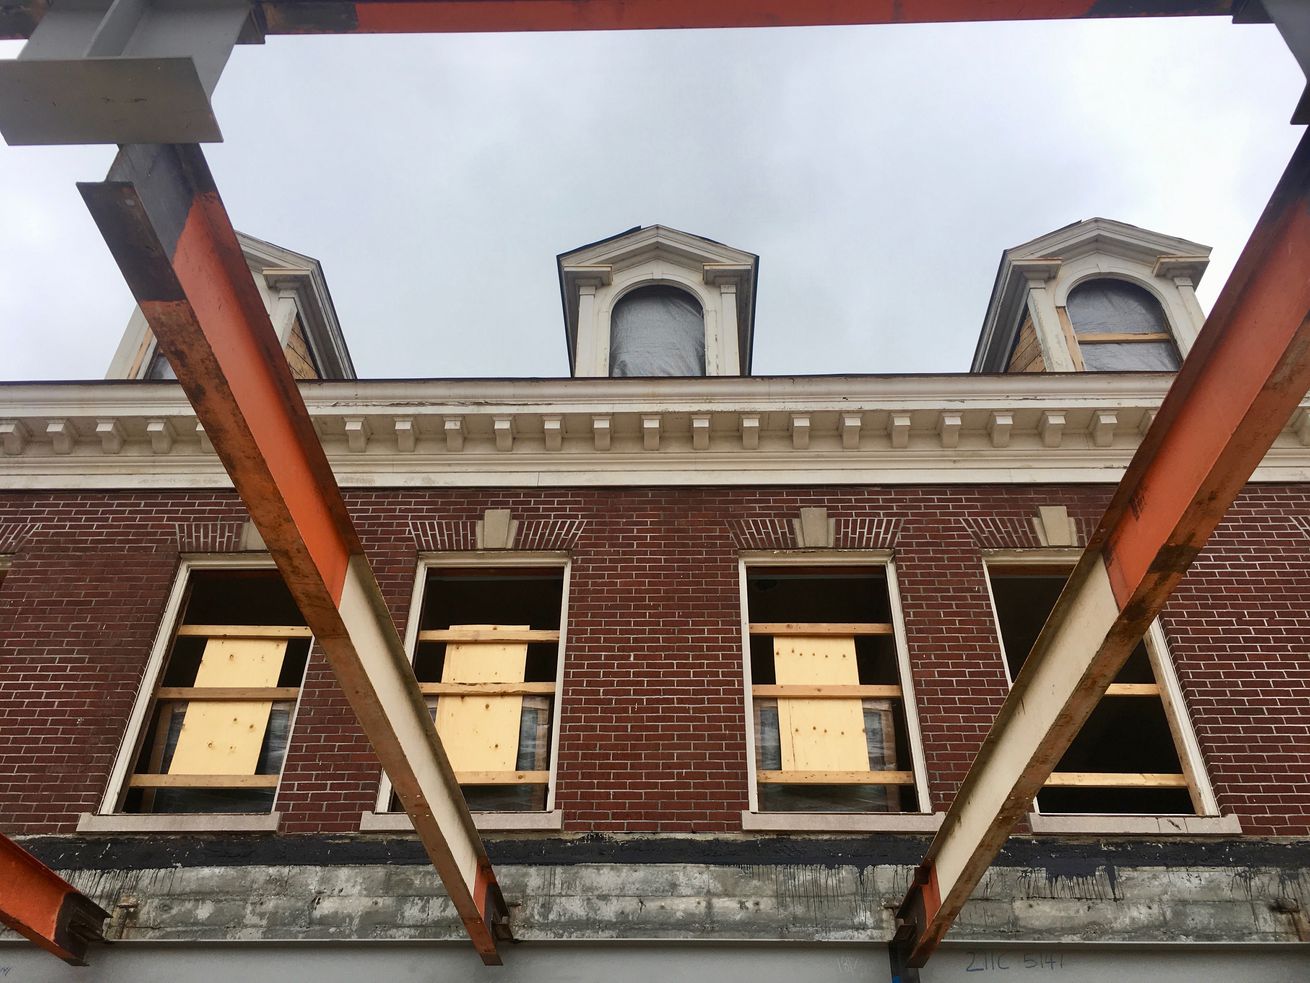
xmin=558 ymin=225 xmax=758 ymax=377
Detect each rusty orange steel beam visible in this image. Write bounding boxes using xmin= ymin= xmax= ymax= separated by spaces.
xmin=77 ymin=143 xmax=508 ymax=964
xmin=0 ymin=0 xmax=1235 ymax=40
xmin=895 ymin=128 xmax=1310 ymax=969
xmin=260 ymin=0 xmax=1232 ymax=34
xmin=0 ymin=832 xmax=108 ymax=965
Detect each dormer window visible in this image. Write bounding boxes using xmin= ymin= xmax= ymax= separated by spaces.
xmin=558 ymin=225 xmax=757 ymax=379
xmin=1067 ymin=279 xmax=1181 ymax=371
xmin=609 ymin=285 xmax=706 ymax=377
xmin=973 ymin=218 xmax=1210 ymax=376
xmin=106 ymin=232 xmax=355 ymax=382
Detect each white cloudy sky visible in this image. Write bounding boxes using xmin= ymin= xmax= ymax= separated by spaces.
xmin=0 ymin=16 xmax=1305 ymax=381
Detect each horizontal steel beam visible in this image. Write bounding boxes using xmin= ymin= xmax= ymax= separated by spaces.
xmin=77 ymin=142 xmax=507 ymax=964
xmin=1 ymin=0 xmax=1235 ymax=40
xmin=0 ymin=832 xmax=108 ymax=965
xmin=896 ymin=126 xmax=1310 ymax=967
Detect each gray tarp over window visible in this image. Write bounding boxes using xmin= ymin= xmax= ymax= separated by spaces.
xmin=609 ymin=285 xmax=706 ymax=377
xmin=1067 ymin=279 xmax=1181 ymax=371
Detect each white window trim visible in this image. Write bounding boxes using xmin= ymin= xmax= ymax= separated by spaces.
xmin=738 ymin=549 xmax=934 ymax=829
xmin=366 ymin=551 xmax=571 ymax=832
xmin=88 ymin=554 xmax=306 ymax=831
xmin=980 ymin=548 xmax=1225 ymax=832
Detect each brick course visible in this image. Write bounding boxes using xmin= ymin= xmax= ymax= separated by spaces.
xmin=1 ymin=485 xmax=1307 ymax=836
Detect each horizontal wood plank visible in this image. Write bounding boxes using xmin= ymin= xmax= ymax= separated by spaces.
xmin=752 ymin=684 xmax=902 ymax=699
xmin=155 ymin=687 xmax=300 ymax=701
xmin=1044 ymin=772 xmax=1188 ymax=788
xmin=757 ymin=770 xmax=915 ymax=786
xmin=455 ymin=770 xmax=550 ymax=785
xmin=749 ymin=623 xmax=894 ymax=637
xmin=1104 ymin=683 xmax=1161 ymax=697
xmin=420 ymin=682 xmax=556 ymax=696
xmin=1076 ymin=332 xmax=1173 ymax=344
xmin=174 ymin=625 xmax=311 ymax=639
xmin=418 ymin=629 xmax=561 ymax=644
xmin=128 ymin=773 xmax=280 ymax=789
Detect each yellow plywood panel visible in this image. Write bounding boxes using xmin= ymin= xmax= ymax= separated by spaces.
xmin=774 ymin=635 xmax=868 ymax=773
xmin=436 ymin=625 xmax=529 ymax=774
xmin=168 ymin=638 xmax=288 ymax=777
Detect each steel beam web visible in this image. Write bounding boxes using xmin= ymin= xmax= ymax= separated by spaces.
xmin=895 ymin=127 xmax=1310 ymax=967
xmin=77 ymin=143 xmax=508 ymax=964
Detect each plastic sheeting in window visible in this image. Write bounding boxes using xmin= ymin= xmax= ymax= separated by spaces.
xmin=1067 ymin=280 xmax=1169 ymax=336
xmin=1067 ymin=279 xmax=1182 ymax=371
xmin=754 ymin=699 xmax=903 ymax=813
xmin=609 ymin=285 xmax=705 ymax=377
xmin=1081 ymin=341 xmax=1180 ymax=371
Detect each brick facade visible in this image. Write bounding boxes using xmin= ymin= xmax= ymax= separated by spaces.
xmin=2 ymin=485 xmax=1308 ymax=837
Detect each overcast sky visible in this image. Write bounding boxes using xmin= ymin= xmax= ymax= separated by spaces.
xmin=1 ymin=16 xmax=1305 ymax=381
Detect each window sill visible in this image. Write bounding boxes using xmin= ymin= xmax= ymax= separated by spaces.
xmin=77 ymin=812 xmax=280 ymax=834
xmin=359 ymin=810 xmax=564 ymax=833
xmin=1026 ymin=813 xmax=1241 ymax=836
xmin=740 ymin=810 xmax=944 ymax=833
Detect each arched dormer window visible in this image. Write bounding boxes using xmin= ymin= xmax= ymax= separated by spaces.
xmin=1066 ymin=279 xmax=1181 ymax=371
xmin=609 ymin=285 xmax=706 ymax=377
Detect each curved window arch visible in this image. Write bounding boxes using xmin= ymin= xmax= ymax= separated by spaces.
xmin=609 ymin=285 xmax=705 ymax=377
xmin=1066 ymin=279 xmax=1180 ymax=371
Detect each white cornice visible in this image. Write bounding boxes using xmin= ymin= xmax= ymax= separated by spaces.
xmin=1 ymin=375 xmax=1308 ymax=490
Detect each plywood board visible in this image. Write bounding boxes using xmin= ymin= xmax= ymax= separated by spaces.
xmin=168 ymin=638 xmax=288 ymax=777
xmin=436 ymin=625 xmax=529 ymax=774
xmin=773 ymin=635 xmax=868 ymax=773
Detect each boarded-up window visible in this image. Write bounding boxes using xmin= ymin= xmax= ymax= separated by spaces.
xmin=390 ymin=567 xmax=565 ymax=813
xmin=609 ymin=285 xmax=706 ymax=377
xmin=988 ymin=567 xmax=1202 ymax=815
xmin=1066 ymin=280 xmax=1181 ymax=371
xmin=122 ymin=569 xmax=311 ymax=815
xmin=746 ymin=567 xmax=919 ymax=813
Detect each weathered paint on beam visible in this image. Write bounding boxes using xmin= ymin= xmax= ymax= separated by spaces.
xmin=76 ymin=143 xmax=507 ymax=965
xmin=900 ymin=128 xmax=1310 ymax=967
xmin=0 ymin=832 xmax=107 ymax=965
xmin=0 ymin=0 xmax=1236 ymax=40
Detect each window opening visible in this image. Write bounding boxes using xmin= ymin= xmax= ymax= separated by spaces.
xmin=609 ymin=285 xmax=706 ymax=377
xmin=391 ymin=567 xmax=565 ymax=813
xmin=122 ymin=568 xmax=310 ymax=814
xmin=746 ymin=567 xmax=918 ymax=813
xmin=1066 ymin=279 xmax=1181 ymax=371
xmin=988 ymin=567 xmax=1199 ymax=815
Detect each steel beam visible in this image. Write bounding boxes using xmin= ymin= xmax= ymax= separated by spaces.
xmin=1 ymin=0 xmax=1235 ymax=40
xmin=0 ymin=832 xmax=109 ymax=965
xmin=77 ymin=143 xmax=508 ymax=964
xmin=895 ymin=127 xmax=1310 ymax=968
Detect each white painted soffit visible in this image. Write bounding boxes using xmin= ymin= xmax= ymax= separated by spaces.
xmin=2 ymin=374 xmax=1309 ymax=489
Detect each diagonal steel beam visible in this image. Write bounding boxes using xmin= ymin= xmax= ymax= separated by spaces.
xmin=0 ymin=0 xmax=1237 ymax=41
xmin=895 ymin=127 xmax=1310 ymax=968
xmin=77 ymin=143 xmax=508 ymax=964
xmin=0 ymin=831 xmax=109 ymax=965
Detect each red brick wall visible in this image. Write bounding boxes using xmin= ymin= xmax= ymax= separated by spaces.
xmin=1 ymin=485 xmax=1308 ymax=836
